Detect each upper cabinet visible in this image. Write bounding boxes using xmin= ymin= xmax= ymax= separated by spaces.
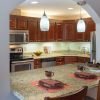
xmin=37 ymin=19 xmax=47 ymax=42
xmin=47 ymin=20 xmax=56 ymax=41
xmin=10 ymin=15 xmax=95 ymax=42
xmin=27 ymin=17 xmax=38 ymax=42
xmin=55 ymin=20 xmax=64 ymax=41
xmin=10 ymin=15 xmax=28 ymax=30
xmin=17 ymin=16 xmax=28 ymax=30
xmin=10 ymin=15 xmax=17 ymax=30
xmin=75 ymin=18 xmax=96 ymax=42
xmin=63 ymin=20 xmax=76 ymax=41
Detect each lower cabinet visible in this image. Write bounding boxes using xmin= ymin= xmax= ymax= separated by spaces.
xmin=77 ymin=57 xmax=90 ymax=63
xmin=56 ymin=56 xmax=65 ymax=65
xmin=65 ymin=56 xmax=78 ymax=64
xmin=34 ymin=59 xmax=42 ymax=69
xmin=33 ymin=56 xmax=90 ymax=69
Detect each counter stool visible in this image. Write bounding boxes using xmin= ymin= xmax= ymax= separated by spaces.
xmin=85 ymin=80 xmax=100 ymax=100
xmin=44 ymin=86 xmax=88 ymax=100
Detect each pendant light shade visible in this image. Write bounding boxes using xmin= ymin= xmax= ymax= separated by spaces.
xmin=77 ymin=0 xmax=86 ymax=32
xmin=40 ymin=11 xmax=49 ymax=31
xmin=77 ymin=18 xmax=86 ymax=32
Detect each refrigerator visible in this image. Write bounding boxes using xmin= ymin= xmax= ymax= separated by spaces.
xmin=90 ymin=31 xmax=96 ymax=62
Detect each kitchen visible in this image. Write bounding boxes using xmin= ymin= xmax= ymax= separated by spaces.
xmin=0 ymin=0 xmax=100 ymax=100
xmin=9 ymin=0 xmax=100 ymax=100
xmin=9 ymin=0 xmax=94 ymax=72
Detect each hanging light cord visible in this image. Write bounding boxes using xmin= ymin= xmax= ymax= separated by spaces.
xmin=80 ymin=5 xmax=82 ymax=19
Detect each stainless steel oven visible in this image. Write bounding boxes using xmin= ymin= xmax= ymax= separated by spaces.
xmin=11 ymin=60 xmax=33 ymax=72
xmin=10 ymin=47 xmax=33 ymax=72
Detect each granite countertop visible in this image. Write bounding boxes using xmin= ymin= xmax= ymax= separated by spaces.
xmin=24 ymin=51 xmax=90 ymax=59
xmin=10 ymin=64 xmax=100 ymax=100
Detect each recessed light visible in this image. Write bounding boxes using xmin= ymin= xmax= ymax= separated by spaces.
xmin=68 ymin=8 xmax=74 ymax=10
xmin=31 ymin=1 xmax=39 ymax=4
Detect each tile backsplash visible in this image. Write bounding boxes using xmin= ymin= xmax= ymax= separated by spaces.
xmin=20 ymin=42 xmax=90 ymax=54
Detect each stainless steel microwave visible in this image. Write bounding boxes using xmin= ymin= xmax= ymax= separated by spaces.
xmin=10 ymin=30 xmax=29 ymax=44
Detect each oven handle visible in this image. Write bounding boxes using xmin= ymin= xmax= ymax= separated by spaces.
xmin=11 ymin=60 xmax=34 ymax=64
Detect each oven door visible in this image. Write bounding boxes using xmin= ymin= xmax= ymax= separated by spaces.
xmin=11 ymin=60 xmax=33 ymax=72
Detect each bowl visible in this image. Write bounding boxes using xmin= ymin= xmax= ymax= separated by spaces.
xmin=34 ymin=51 xmax=42 ymax=56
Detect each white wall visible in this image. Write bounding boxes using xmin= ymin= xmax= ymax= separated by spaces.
xmin=0 ymin=0 xmax=24 ymax=100
xmin=96 ymin=23 xmax=100 ymax=62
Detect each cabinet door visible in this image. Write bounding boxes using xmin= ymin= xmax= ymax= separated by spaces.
xmin=63 ymin=20 xmax=76 ymax=41
xmin=77 ymin=57 xmax=90 ymax=63
xmin=47 ymin=20 xmax=56 ymax=41
xmin=34 ymin=59 xmax=42 ymax=69
xmin=10 ymin=15 xmax=17 ymax=30
xmin=84 ymin=18 xmax=95 ymax=41
xmin=28 ymin=18 xmax=38 ymax=42
xmin=17 ymin=16 xmax=28 ymax=30
xmin=56 ymin=56 xmax=65 ymax=65
xmin=65 ymin=56 xmax=78 ymax=64
xmin=55 ymin=22 xmax=64 ymax=41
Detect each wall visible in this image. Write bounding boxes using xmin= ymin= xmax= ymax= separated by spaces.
xmin=96 ymin=23 xmax=100 ymax=62
xmin=0 ymin=0 xmax=24 ymax=100
xmin=18 ymin=42 xmax=90 ymax=54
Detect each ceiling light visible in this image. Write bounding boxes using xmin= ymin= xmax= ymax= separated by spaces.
xmin=40 ymin=11 xmax=50 ymax=31
xmin=68 ymin=8 xmax=74 ymax=10
xmin=31 ymin=1 xmax=39 ymax=4
xmin=77 ymin=0 xmax=86 ymax=32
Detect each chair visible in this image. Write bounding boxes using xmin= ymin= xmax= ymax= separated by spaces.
xmin=85 ymin=80 xmax=100 ymax=100
xmin=44 ymin=86 xmax=88 ymax=100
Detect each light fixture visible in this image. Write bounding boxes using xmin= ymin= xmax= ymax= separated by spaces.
xmin=40 ymin=11 xmax=49 ymax=31
xmin=68 ymin=7 xmax=74 ymax=10
xmin=77 ymin=0 xmax=86 ymax=32
xmin=31 ymin=1 xmax=39 ymax=4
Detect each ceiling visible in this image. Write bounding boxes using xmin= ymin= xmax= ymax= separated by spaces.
xmin=13 ymin=0 xmax=90 ymax=19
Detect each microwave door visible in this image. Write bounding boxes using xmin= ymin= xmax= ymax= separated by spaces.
xmin=10 ymin=34 xmax=24 ymax=44
xmin=10 ymin=34 xmax=15 ymax=42
xmin=15 ymin=34 xmax=24 ymax=42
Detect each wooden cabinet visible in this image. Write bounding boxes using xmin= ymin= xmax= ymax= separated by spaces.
xmin=76 ymin=18 xmax=95 ymax=41
xmin=37 ymin=19 xmax=47 ymax=42
xmin=17 ymin=16 xmax=28 ymax=30
xmin=63 ymin=20 xmax=76 ymax=41
xmin=28 ymin=17 xmax=38 ymax=42
xmin=55 ymin=21 xmax=64 ymax=41
xmin=56 ymin=56 xmax=65 ymax=65
xmin=10 ymin=15 xmax=95 ymax=42
xmin=65 ymin=56 xmax=78 ymax=64
xmin=47 ymin=20 xmax=56 ymax=41
xmin=34 ymin=59 xmax=42 ymax=69
xmin=77 ymin=57 xmax=90 ymax=63
xmin=10 ymin=15 xmax=17 ymax=30
xmin=10 ymin=15 xmax=28 ymax=30
xmin=84 ymin=18 xmax=95 ymax=41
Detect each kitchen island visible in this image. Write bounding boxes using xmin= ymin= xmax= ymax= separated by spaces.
xmin=10 ymin=64 xmax=100 ymax=100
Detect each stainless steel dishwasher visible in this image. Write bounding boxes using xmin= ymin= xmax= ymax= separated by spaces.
xmin=42 ymin=58 xmax=56 ymax=67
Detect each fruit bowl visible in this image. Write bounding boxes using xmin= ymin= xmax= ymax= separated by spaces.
xmin=33 ymin=51 xmax=42 ymax=56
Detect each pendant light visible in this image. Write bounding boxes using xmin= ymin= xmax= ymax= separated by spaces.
xmin=77 ymin=0 xmax=86 ymax=32
xmin=40 ymin=11 xmax=49 ymax=31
